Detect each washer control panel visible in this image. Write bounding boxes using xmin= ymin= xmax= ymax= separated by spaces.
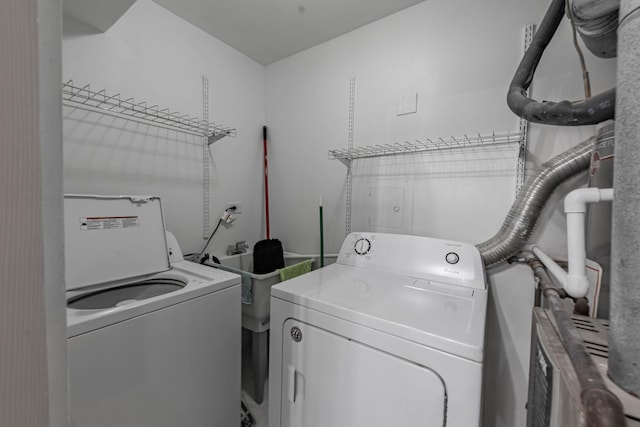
xmin=337 ymin=232 xmax=485 ymax=290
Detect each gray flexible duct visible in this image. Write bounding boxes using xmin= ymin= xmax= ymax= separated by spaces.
xmin=477 ymin=137 xmax=595 ymax=267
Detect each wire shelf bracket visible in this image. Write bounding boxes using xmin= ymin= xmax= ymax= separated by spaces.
xmin=515 ymin=24 xmax=536 ymax=198
xmin=345 ymin=77 xmax=356 ymax=236
xmin=202 ymin=76 xmax=211 ymax=239
xmin=61 ymin=80 xmax=236 ymax=143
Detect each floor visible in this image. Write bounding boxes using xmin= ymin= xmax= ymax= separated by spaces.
xmin=242 ymin=329 xmax=269 ymax=426
xmin=242 ymin=388 xmax=268 ymax=427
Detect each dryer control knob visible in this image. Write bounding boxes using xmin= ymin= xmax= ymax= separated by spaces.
xmin=354 ymin=238 xmax=371 ymax=255
xmin=445 ymin=252 xmax=460 ymax=264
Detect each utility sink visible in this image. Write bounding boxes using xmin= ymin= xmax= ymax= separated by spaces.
xmin=67 ymin=278 xmax=186 ymax=310
xmin=206 ymin=252 xmax=337 ymax=332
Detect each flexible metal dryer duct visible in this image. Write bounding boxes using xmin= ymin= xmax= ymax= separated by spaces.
xmin=477 ymin=137 xmax=594 ymax=267
xmin=609 ymin=0 xmax=640 ymax=398
xmin=507 ymin=0 xmax=616 ymax=125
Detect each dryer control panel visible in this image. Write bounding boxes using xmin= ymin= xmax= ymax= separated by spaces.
xmin=337 ymin=232 xmax=486 ymax=290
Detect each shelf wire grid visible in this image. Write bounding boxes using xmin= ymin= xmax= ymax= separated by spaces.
xmin=61 ymin=80 xmax=236 ymax=140
xmin=328 ymin=130 xmax=524 ymax=162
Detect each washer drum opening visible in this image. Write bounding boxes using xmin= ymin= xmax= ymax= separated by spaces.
xmin=67 ymin=278 xmax=186 ymax=310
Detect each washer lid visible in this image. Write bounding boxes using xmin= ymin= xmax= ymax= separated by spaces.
xmin=272 ymin=263 xmax=488 ymax=362
xmin=64 ymin=195 xmax=170 ymax=291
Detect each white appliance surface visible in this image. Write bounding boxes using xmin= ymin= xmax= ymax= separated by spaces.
xmin=269 ymin=232 xmax=488 ymax=427
xmin=64 ymin=194 xmax=171 ymax=291
xmin=66 ymin=259 xmax=239 ymax=337
xmin=64 ymin=195 xmax=241 ymax=427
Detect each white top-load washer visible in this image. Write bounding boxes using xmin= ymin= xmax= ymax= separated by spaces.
xmin=64 ymin=194 xmax=241 ymax=427
xmin=268 ymin=232 xmax=487 ymax=427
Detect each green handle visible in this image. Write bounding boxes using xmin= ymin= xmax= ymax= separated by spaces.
xmin=319 ymin=205 xmax=324 ymax=268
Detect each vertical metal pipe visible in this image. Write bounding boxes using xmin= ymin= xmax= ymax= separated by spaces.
xmin=610 ymin=0 xmax=640 ymax=397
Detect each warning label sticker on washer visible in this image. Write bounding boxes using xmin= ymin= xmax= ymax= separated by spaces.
xmin=80 ymin=216 xmax=140 ymax=230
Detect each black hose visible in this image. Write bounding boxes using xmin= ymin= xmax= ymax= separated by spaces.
xmin=185 ymin=218 xmax=223 ymax=262
xmin=507 ymin=0 xmax=615 ymax=126
xmin=520 ymin=251 xmax=627 ymax=427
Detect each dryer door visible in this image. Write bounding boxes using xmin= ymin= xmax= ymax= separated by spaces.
xmin=280 ymin=319 xmax=446 ymax=427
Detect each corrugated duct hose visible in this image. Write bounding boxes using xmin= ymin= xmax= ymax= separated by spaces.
xmin=507 ymin=0 xmax=615 ymax=125
xmin=477 ymin=136 xmax=594 ymax=267
xmin=478 ymin=0 xmax=628 ymax=424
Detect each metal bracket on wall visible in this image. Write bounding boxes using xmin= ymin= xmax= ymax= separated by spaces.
xmin=515 ymin=117 xmax=529 ymax=198
xmin=514 ymin=24 xmax=536 ymax=198
xmin=345 ymin=77 xmax=356 ymax=236
xmin=203 ymin=76 xmax=211 ymax=239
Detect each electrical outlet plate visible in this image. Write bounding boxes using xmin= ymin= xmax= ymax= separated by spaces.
xmin=226 ymin=202 xmax=242 ymax=214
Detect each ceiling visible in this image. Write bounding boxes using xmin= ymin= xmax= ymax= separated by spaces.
xmin=151 ymin=0 xmax=427 ymax=65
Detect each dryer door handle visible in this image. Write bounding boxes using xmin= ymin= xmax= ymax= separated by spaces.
xmin=287 ymin=365 xmax=304 ymax=403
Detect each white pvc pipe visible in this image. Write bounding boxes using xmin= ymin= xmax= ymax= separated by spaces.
xmin=530 ymin=244 xmax=568 ymax=287
xmin=530 ymin=188 xmax=613 ymax=299
xmin=563 ymin=188 xmax=613 ymax=298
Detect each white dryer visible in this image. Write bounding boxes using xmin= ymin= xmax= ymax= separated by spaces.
xmin=64 ymin=194 xmax=241 ymax=427
xmin=268 ymin=232 xmax=487 ymax=427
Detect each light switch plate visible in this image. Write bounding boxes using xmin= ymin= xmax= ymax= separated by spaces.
xmin=397 ymin=92 xmax=418 ymax=116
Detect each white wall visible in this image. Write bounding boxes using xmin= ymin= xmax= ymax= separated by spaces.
xmin=265 ymin=1 xmax=616 ymax=426
xmin=62 ymin=0 xmax=267 ymax=257
xmin=1 ymin=0 xmax=67 ymax=425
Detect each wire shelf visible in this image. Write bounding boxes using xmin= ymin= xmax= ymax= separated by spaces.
xmin=62 ymin=80 xmax=236 ymax=144
xmin=328 ymin=130 xmax=524 ymax=163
